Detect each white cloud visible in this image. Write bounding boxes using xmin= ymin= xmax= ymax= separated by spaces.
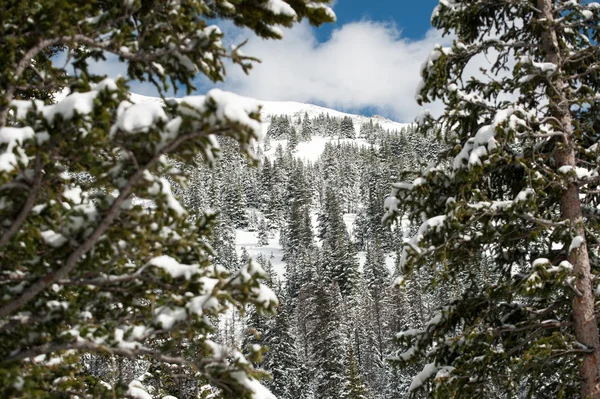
xmin=219 ymin=21 xmax=452 ymax=122
xmin=54 ymin=19 xmax=513 ymax=124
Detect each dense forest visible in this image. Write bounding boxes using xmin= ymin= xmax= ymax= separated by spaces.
xmin=171 ymin=112 xmax=440 ymax=399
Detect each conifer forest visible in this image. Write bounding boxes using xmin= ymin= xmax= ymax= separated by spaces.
xmin=4 ymin=1 xmax=600 ymax=398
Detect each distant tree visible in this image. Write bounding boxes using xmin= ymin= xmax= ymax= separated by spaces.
xmin=222 ymin=176 xmax=249 ymax=229
xmin=262 ymin=293 xmax=302 ymax=399
xmin=340 ymin=116 xmax=356 ymax=139
xmin=301 ymin=112 xmax=314 ymax=141
xmin=308 ymin=282 xmax=347 ymax=399
xmin=360 ymin=120 xmax=375 ymax=142
xmin=257 ymin=218 xmax=270 ymax=247
xmin=342 ymin=345 xmax=369 ymax=399
xmin=319 ymin=188 xmax=360 ymax=297
xmin=288 ymin=126 xmax=299 ymax=150
xmin=326 ymin=115 xmax=340 ymax=137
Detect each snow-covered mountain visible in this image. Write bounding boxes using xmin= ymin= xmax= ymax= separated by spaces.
xmin=258 ymin=99 xmax=408 ymax=133
xmin=128 ymin=92 xmax=410 ymax=163
xmin=129 ymin=92 xmax=409 ymax=134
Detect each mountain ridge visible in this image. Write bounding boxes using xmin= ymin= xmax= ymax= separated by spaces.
xmin=128 ymin=92 xmax=409 ymax=133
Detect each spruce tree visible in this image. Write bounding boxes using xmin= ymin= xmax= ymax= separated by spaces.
xmin=301 ymin=112 xmax=314 ymax=141
xmin=319 ymin=188 xmax=360 ymax=297
xmin=288 ymin=126 xmax=299 ymax=151
xmin=267 ymin=115 xmax=282 ymax=139
xmin=343 ymin=345 xmax=369 ymax=399
xmin=0 ymin=1 xmax=335 ymax=397
xmin=257 ymin=218 xmax=270 ymax=247
xmin=340 ymin=116 xmax=356 ymax=139
xmin=262 ymin=293 xmax=302 ymax=399
xmin=384 ymin=1 xmax=600 ymax=397
xmin=308 ymin=281 xmax=347 ymax=399
xmin=326 ymin=115 xmax=340 ymax=137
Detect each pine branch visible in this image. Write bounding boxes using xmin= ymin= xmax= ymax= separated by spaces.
xmin=0 ymin=128 xmax=227 ymax=318
xmin=0 ymin=154 xmax=44 ymax=249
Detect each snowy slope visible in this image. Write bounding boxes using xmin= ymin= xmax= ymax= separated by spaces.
xmin=264 ymin=137 xmax=374 ymax=163
xmin=129 ymin=93 xmax=408 ymax=136
xmin=236 ymin=212 xmax=397 ymax=281
xmin=258 ymin=99 xmax=408 ymax=133
xmin=127 ymin=92 xmax=406 ymax=280
xmin=129 ymin=92 xmax=409 ymax=162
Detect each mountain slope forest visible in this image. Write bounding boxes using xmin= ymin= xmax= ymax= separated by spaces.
xmin=172 ymin=110 xmax=439 ymax=398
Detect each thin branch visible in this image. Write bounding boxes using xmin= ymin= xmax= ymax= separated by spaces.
xmin=0 ymin=37 xmax=65 ymax=128
xmin=0 ymin=128 xmax=226 ymax=318
xmin=0 ymin=154 xmax=44 ymax=249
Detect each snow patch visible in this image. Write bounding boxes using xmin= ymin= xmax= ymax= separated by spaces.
xmin=0 ymin=126 xmax=35 ymax=172
xmin=409 ymin=363 xmax=438 ymax=392
xmin=569 ymin=236 xmax=585 ymax=253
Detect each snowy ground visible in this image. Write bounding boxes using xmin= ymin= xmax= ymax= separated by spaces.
xmin=236 ymin=229 xmax=287 ymax=281
xmin=235 ymin=211 xmax=397 ymax=281
xmin=264 ymin=137 xmax=375 ymax=163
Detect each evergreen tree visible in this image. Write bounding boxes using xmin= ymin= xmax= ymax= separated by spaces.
xmin=211 ymin=219 xmax=240 ymax=272
xmin=0 ymin=1 xmax=335 ymax=396
xmin=319 ymin=188 xmax=360 ymax=297
xmin=262 ymin=293 xmax=302 ymax=399
xmin=360 ymin=120 xmax=375 ymax=143
xmin=308 ymin=282 xmax=347 ymax=399
xmin=340 ymin=116 xmax=356 ymax=139
xmin=222 ymin=175 xmax=249 ymax=229
xmin=326 ymin=114 xmax=340 ymax=137
xmin=282 ymin=162 xmax=314 ymax=259
xmin=257 ymin=218 xmax=270 ymax=247
xmin=343 ymin=345 xmax=369 ymax=399
xmin=267 ymin=115 xmax=282 ymax=139
xmin=288 ymin=125 xmax=299 ymax=150
xmin=239 ymin=246 xmax=251 ymax=266
xmin=384 ymin=1 xmax=600 ymax=397
xmin=301 ymin=112 xmax=314 ymax=141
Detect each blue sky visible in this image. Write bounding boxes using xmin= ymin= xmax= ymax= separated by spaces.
xmin=317 ymin=1 xmax=440 ymax=42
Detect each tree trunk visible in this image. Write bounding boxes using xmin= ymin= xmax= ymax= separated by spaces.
xmin=537 ymin=1 xmax=600 ymax=397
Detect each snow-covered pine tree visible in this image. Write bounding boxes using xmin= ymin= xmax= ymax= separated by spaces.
xmin=257 ymin=218 xmax=271 ymax=247
xmin=384 ymin=1 xmax=600 ymax=397
xmin=340 ymin=116 xmax=356 ymax=139
xmin=267 ymin=115 xmax=282 ymax=139
xmin=319 ymin=188 xmax=360 ymax=297
xmin=275 ymin=115 xmax=292 ymax=140
xmin=301 ymin=112 xmax=314 ymax=141
xmin=360 ymin=120 xmax=374 ymax=142
xmin=261 ymin=291 xmax=302 ymax=399
xmin=282 ymin=162 xmax=313 ymax=258
xmin=308 ymin=281 xmax=347 ymax=399
xmin=342 ymin=344 xmax=369 ymax=399
xmin=288 ymin=125 xmax=299 ymax=150
xmin=0 ymin=1 xmax=335 ymax=397
xmin=222 ymin=172 xmax=249 ymax=229
xmin=326 ymin=114 xmax=340 ymax=137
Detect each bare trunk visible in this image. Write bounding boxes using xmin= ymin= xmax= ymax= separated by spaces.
xmin=537 ymin=1 xmax=600 ymax=397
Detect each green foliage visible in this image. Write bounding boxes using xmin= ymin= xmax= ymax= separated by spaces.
xmin=0 ymin=0 xmax=334 ymax=397
xmin=385 ymin=0 xmax=600 ymax=397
